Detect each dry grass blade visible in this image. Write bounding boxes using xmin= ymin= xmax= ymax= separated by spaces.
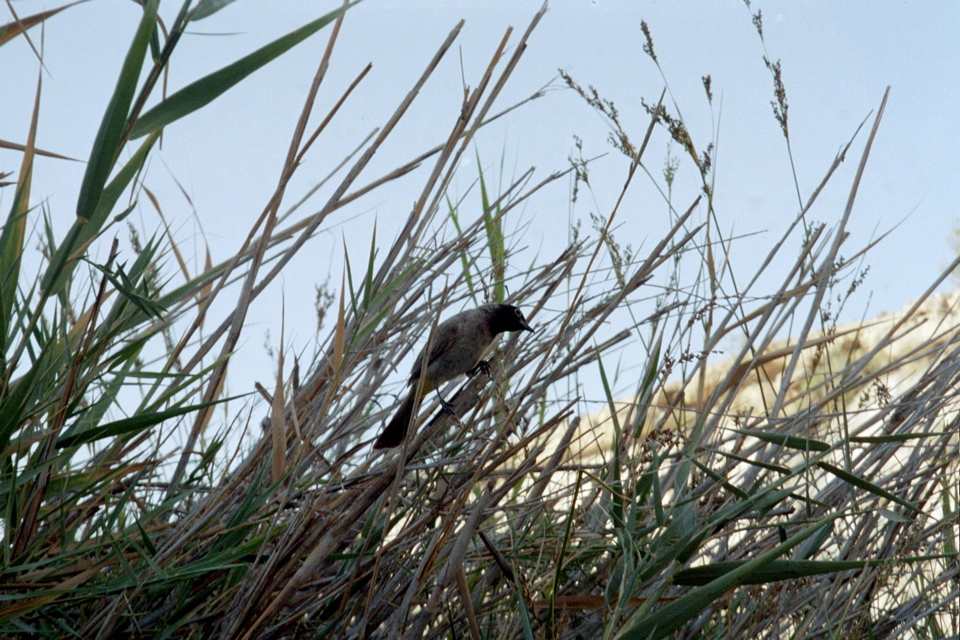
xmin=4 ymin=6 xmax=957 ymax=640
xmin=771 ymin=87 xmax=890 ymax=420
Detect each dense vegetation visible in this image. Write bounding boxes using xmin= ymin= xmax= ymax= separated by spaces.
xmin=1 ymin=2 xmax=956 ymax=638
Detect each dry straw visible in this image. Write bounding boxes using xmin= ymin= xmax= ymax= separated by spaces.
xmin=0 ymin=2 xmax=956 ymax=639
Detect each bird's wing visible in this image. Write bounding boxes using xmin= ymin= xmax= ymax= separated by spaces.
xmin=408 ymin=320 xmax=460 ymax=383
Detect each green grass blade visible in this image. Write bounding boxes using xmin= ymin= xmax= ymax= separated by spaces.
xmin=816 ymin=461 xmax=922 ymax=515
xmin=363 ymin=221 xmax=376 ymax=309
xmin=79 ymin=131 xmax=159 ymax=250
xmin=477 ymin=154 xmax=506 ymax=302
xmin=74 ymin=0 xmax=156 ymax=223
xmin=597 ymin=350 xmax=624 ymax=528
xmin=190 ymin=0 xmax=239 ymax=21
xmin=43 ymin=0 xmax=158 ymax=296
xmin=735 ymin=428 xmax=831 ymax=452
xmin=447 ymin=195 xmax=478 ymax=303
xmin=129 ymin=3 xmax=355 ymax=139
xmin=617 ymin=518 xmax=837 ymax=640
xmin=672 ymin=558 xmax=887 ymax=586
xmin=57 ymin=397 xmax=239 ymax=448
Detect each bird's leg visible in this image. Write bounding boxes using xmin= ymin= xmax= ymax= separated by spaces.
xmin=434 ymin=389 xmax=458 ymax=417
xmin=467 ymin=360 xmax=492 ymax=379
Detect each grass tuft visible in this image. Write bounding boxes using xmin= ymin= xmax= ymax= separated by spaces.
xmin=0 ymin=5 xmax=956 ymax=639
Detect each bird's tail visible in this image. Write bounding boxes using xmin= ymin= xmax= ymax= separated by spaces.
xmin=373 ymin=389 xmax=419 ymax=449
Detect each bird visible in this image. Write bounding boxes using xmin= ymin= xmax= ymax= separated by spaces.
xmin=373 ymin=304 xmax=534 ymax=449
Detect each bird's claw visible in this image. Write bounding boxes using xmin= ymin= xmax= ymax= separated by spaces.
xmin=436 ymin=393 xmax=458 ymax=418
xmin=468 ymin=360 xmax=492 ymax=378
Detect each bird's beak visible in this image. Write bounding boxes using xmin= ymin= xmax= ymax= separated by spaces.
xmin=520 ymin=319 xmax=534 ymax=333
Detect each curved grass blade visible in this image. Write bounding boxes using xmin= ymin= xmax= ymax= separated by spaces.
xmin=129 ymin=3 xmax=357 ymax=139
xmin=190 ymin=0 xmax=239 ymax=22
xmin=0 ymin=2 xmax=86 ymax=48
xmin=57 ymin=396 xmax=240 ymax=448
xmin=43 ymin=0 xmax=159 ymax=296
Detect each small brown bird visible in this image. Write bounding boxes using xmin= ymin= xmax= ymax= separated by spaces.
xmin=373 ymin=304 xmax=533 ymax=449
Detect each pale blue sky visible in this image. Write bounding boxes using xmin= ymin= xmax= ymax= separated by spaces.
xmin=2 ymin=0 xmax=958 ymax=405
